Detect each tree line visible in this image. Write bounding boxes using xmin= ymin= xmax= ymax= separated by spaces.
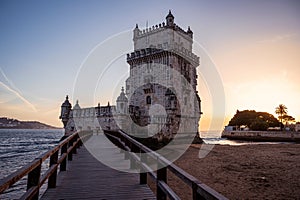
xmin=228 ymin=104 xmax=296 ymax=131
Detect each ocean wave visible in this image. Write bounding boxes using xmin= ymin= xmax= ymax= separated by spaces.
xmin=0 ymin=129 xmax=63 ymax=199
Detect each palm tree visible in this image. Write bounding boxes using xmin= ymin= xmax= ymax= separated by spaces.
xmin=275 ymin=104 xmax=287 ymax=130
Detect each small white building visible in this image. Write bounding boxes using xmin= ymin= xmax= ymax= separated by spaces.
xmin=224 ymin=126 xmax=236 ymax=131
xmin=295 ymin=123 xmax=300 ymax=132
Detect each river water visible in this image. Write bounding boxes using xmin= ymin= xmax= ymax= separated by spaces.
xmin=0 ymin=129 xmax=64 ymax=199
xmin=200 ymin=130 xmax=294 ymax=145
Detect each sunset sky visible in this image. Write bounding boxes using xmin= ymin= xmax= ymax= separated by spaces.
xmin=0 ymin=0 xmax=299 ymax=131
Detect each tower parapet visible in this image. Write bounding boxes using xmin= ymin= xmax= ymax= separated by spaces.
xmin=134 ymin=18 xmax=193 ymax=40
xmin=133 ymin=10 xmax=195 ymax=53
xmin=126 ymin=46 xmax=199 ymax=66
xmin=60 ymin=88 xmax=130 ymax=135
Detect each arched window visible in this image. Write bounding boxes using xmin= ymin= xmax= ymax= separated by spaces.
xmin=146 ymin=96 xmax=151 ymax=104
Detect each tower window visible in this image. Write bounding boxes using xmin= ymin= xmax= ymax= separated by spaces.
xmin=146 ymin=96 xmax=151 ymax=104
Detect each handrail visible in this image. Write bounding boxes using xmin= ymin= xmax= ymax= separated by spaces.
xmin=0 ymin=131 xmax=90 ymax=200
xmin=105 ymin=130 xmax=228 ymax=200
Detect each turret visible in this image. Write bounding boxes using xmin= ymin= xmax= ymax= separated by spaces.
xmin=72 ymin=100 xmax=81 ymax=118
xmin=187 ymin=26 xmax=193 ymax=38
xmin=60 ymin=95 xmax=72 ymax=128
xmin=116 ymin=87 xmax=128 ymax=114
xmin=166 ymin=10 xmax=174 ymax=27
xmin=133 ymin=24 xmax=140 ymax=38
xmin=96 ymin=102 xmax=101 ymax=117
xmin=73 ymin=100 xmax=80 ymax=110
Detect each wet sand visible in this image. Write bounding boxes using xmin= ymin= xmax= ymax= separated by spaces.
xmin=166 ymin=144 xmax=300 ymax=199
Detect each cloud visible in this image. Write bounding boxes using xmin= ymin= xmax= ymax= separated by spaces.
xmin=0 ymin=67 xmax=22 ymax=94
xmin=0 ymin=67 xmax=37 ymax=112
xmin=257 ymin=33 xmax=296 ymax=43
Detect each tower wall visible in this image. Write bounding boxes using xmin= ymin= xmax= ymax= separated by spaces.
xmin=134 ymin=26 xmax=193 ymax=52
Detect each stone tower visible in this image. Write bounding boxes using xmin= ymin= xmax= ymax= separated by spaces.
xmin=59 ymin=11 xmax=201 ymax=140
xmin=126 ymin=11 xmax=201 ymax=141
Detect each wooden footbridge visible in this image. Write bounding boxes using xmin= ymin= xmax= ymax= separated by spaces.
xmin=0 ymin=131 xmax=227 ymax=200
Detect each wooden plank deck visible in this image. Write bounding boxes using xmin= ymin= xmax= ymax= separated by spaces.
xmin=42 ymin=135 xmax=155 ymax=200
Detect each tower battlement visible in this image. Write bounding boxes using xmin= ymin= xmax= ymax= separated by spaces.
xmin=134 ymin=22 xmax=193 ymax=40
xmin=126 ymin=47 xmax=199 ymax=66
xmin=133 ymin=10 xmax=195 ymax=55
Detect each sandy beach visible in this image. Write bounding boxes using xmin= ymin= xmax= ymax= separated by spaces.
xmin=163 ymin=143 xmax=300 ymax=199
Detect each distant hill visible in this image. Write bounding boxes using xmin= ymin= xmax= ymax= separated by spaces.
xmin=0 ymin=117 xmax=61 ymax=129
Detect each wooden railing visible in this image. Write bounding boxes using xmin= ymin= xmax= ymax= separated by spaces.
xmin=0 ymin=131 xmax=90 ymax=200
xmin=105 ymin=130 xmax=228 ymax=200
xmin=1 ymin=129 xmax=227 ymax=200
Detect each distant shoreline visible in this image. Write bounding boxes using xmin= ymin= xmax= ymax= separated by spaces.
xmin=0 ymin=127 xmax=63 ymax=130
xmin=0 ymin=117 xmax=61 ymax=129
xmin=222 ymin=130 xmax=300 ymax=143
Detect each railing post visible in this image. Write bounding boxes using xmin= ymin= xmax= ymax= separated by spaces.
xmin=78 ymin=134 xmax=83 ymax=147
xmin=48 ymin=151 xmax=59 ymax=188
xmin=120 ymin=134 xmax=125 ymax=153
xmin=73 ymin=135 xmax=78 ymax=154
xmin=124 ymin=138 xmax=129 ymax=160
xmin=192 ymin=182 xmax=204 ymax=200
xmin=27 ymin=159 xmax=41 ymax=200
xmin=60 ymin=143 xmax=68 ymax=171
xmin=80 ymin=136 xmax=83 ymax=146
xmin=130 ymin=143 xmax=137 ymax=169
xmin=157 ymin=161 xmax=167 ymax=200
xmin=68 ymin=137 xmax=74 ymax=161
xmin=140 ymin=150 xmax=147 ymax=184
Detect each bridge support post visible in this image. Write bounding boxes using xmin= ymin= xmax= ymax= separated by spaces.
xmin=48 ymin=151 xmax=59 ymax=188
